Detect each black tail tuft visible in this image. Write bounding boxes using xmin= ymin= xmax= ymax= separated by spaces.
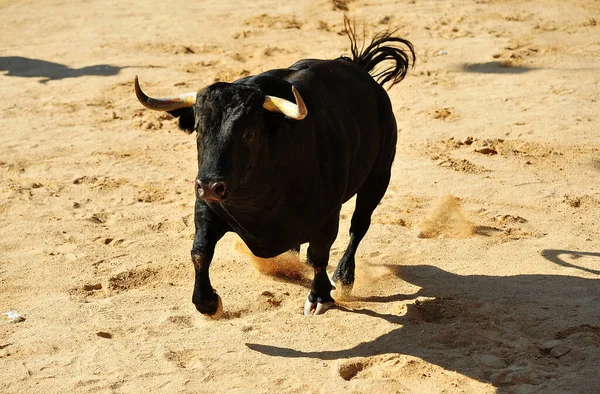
xmin=344 ymin=16 xmax=416 ymax=89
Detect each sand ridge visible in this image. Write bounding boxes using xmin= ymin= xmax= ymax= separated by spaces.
xmin=1 ymin=0 xmax=600 ymax=392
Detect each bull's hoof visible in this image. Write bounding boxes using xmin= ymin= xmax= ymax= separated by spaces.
xmin=203 ymin=294 xmax=223 ymax=320
xmin=304 ymin=298 xmax=335 ymax=316
xmin=194 ymin=291 xmax=223 ymax=320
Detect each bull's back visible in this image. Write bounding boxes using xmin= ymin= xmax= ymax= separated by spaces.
xmin=286 ymin=59 xmax=397 ymax=201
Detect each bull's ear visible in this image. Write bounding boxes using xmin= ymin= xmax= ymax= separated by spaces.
xmin=167 ymin=108 xmax=195 ymax=133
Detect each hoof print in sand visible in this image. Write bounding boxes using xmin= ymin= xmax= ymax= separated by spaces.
xmin=108 ymin=268 xmax=159 ymax=292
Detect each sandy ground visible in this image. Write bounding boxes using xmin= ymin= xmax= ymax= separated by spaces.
xmin=1 ymin=0 xmax=600 ymax=392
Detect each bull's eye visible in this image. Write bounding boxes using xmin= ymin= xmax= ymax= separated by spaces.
xmin=242 ymin=129 xmax=254 ymax=142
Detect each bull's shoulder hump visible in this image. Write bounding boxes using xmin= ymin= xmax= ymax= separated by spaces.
xmin=254 ymin=59 xmax=358 ymax=80
xmin=233 ymin=58 xmax=370 ymax=98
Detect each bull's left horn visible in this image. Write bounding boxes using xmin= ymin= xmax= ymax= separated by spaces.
xmin=134 ymin=76 xmax=197 ymax=111
xmin=263 ymin=85 xmax=307 ymax=120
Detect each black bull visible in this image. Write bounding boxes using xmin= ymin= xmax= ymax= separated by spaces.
xmin=135 ymin=25 xmax=415 ymax=317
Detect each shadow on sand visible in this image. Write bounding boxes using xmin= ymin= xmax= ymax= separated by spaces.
xmin=247 ymin=250 xmax=600 ymax=392
xmin=461 ymin=61 xmax=536 ymax=74
xmin=0 ymin=56 xmax=126 ymax=83
xmin=542 ymin=249 xmax=600 ymax=275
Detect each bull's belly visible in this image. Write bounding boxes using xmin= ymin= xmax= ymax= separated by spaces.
xmin=238 ymin=235 xmax=295 ymax=259
xmin=228 ymin=218 xmax=311 ymax=258
xmin=218 ymin=201 xmax=344 ymax=259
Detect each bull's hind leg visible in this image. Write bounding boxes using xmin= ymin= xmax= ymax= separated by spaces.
xmin=304 ymin=211 xmax=339 ymax=315
xmin=332 ymin=168 xmax=392 ymax=296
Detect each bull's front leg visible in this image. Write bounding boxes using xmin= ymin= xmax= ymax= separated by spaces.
xmin=304 ymin=211 xmax=340 ymax=316
xmin=191 ymin=199 xmax=228 ymax=318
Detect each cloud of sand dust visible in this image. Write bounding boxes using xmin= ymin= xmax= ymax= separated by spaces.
xmin=355 ymin=264 xmax=394 ymax=286
xmin=234 ymin=240 xmax=311 ymax=281
xmin=418 ymin=195 xmax=474 ymax=239
xmin=333 ymin=264 xmax=396 ymax=302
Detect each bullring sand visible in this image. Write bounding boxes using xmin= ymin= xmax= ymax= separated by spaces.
xmin=1 ymin=0 xmax=600 ymax=392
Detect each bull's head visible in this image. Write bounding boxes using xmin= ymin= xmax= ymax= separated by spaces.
xmin=134 ymin=76 xmax=307 ymax=203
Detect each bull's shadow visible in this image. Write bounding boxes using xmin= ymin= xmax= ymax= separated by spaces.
xmin=247 ymin=250 xmax=600 ymax=392
xmin=0 ymin=56 xmax=125 ymax=84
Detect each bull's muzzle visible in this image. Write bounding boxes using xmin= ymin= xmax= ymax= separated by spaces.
xmin=196 ymin=179 xmax=228 ymax=201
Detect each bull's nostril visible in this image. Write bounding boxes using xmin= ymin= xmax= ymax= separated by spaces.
xmin=213 ymin=182 xmax=227 ymax=198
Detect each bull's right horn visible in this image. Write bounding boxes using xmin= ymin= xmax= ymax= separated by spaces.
xmin=134 ymin=76 xmax=197 ymax=111
xmin=263 ymin=85 xmax=308 ymax=120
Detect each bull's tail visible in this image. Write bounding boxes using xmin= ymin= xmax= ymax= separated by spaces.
xmin=344 ymin=17 xmax=415 ymax=89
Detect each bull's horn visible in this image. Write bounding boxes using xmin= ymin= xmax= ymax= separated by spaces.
xmin=263 ymin=85 xmax=307 ymax=120
xmin=134 ymin=76 xmax=197 ymax=111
